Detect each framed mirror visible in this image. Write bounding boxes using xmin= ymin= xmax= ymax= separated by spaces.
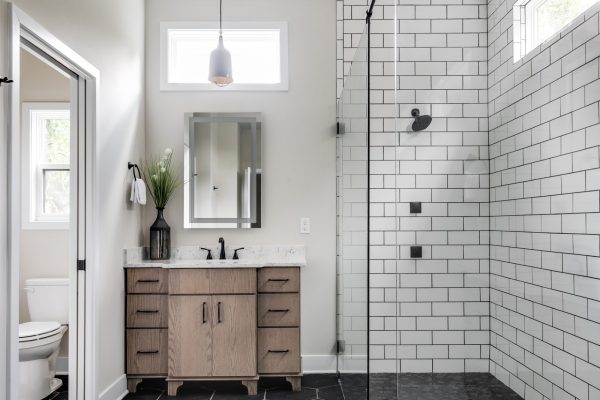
xmin=184 ymin=112 xmax=261 ymax=228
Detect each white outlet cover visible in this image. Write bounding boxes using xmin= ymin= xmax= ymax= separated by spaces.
xmin=300 ymin=217 xmax=310 ymax=234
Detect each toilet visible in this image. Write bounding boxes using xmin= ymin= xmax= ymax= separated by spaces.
xmin=19 ymin=278 xmax=69 ymax=400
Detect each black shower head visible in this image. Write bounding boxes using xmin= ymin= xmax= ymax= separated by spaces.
xmin=411 ymin=108 xmax=432 ymax=132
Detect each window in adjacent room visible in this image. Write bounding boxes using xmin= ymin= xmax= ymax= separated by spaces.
xmin=22 ymin=103 xmax=70 ymax=229
xmin=514 ymin=0 xmax=598 ymax=61
xmin=161 ymin=22 xmax=288 ymax=91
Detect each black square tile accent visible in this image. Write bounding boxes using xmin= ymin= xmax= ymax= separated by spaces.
xmin=409 ymin=202 xmax=422 ymax=214
xmin=410 ymin=246 xmax=422 ymax=258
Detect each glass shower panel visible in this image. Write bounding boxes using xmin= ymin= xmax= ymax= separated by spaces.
xmin=336 ymin=28 xmax=369 ymax=398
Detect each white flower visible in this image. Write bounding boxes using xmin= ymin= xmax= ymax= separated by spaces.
xmin=158 ymin=161 xmax=165 ymax=168
xmin=160 ymin=167 xmax=166 ymax=173
xmin=164 ymin=148 xmax=173 ymax=155
xmin=161 ymin=155 xmax=168 ymax=161
xmin=151 ymin=174 xmax=158 ymax=181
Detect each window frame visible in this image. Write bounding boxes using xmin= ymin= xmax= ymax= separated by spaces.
xmin=160 ymin=21 xmax=289 ymax=92
xmin=514 ymin=0 xmax=600 ymax=61
xmin=21 ymin=102 xmax=71 ymax=230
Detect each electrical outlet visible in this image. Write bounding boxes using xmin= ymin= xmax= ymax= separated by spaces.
xmin=300 ymin=217 xmax=310 ymax=234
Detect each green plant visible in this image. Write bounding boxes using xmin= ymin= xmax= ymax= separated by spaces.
xmin=143 ymin=148 xmax=180 ymax=209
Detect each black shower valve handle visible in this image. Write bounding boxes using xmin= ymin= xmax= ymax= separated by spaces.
xmin=201 ymin=247 xmax=213 ymax=260
xmin=233 ymin=247 xmax=245 ymax=260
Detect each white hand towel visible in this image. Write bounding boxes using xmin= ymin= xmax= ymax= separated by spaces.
xmin=130 ymin=179 xmax=147 ymax=205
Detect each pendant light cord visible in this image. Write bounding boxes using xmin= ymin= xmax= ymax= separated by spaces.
xmin=219 ymin=0 xmax=223 ymax=35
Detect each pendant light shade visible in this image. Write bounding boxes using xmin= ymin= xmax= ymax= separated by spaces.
xmin=209 ymin=35 xmax=233 ymax=86
xmin=208 ymin=0 xmax=233 ymax=87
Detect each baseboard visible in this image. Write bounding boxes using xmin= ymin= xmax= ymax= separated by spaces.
xmin=56 ymin=356 xmax=69 ymax=375
xmin=98 ymin=374 xmax=127 ymax=400
xmin=301 ymin=355 xmax=337 ymax=374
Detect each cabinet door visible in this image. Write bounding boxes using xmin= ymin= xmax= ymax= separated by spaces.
xmin=212 ymin=295 xmax=257 ymax=377
xmin=168 ymin=296 xmax=212 ymax=377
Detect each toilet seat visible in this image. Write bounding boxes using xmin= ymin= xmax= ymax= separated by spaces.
xmin=19 ymin=321 xmax=62 ymax=342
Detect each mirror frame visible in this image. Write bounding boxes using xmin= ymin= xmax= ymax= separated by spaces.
xmin=183 ymin=112 xmax=261 ymax=229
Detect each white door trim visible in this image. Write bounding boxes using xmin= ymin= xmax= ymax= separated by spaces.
xmin=5 ymin=5 xmax=99 ymax=400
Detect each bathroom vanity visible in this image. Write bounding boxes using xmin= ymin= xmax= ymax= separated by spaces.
xmin=123 ymin=246 xmax=304 ymax=396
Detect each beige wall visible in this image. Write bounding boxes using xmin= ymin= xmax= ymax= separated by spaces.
xmin=10 ymin=0 xmax=146 ymax=395
xmin=145 ymin=0 xmax=337 ymax=362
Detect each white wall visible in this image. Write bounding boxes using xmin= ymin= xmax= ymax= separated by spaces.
xmin=145 ymin=0 xmax=337 ymax=362
xmin=6 ymin=0 xmax=146 ymax=396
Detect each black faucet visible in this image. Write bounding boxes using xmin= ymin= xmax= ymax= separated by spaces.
xmin=218 ymin=237 xmax=226 ymax=260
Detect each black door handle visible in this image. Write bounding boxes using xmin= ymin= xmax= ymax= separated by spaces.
xmin=137 ymin=279 xmax=159 ymax=283
xmin=202 ymin=302 xmax=207 ymax=324
xmin=268 ymin=349 xmax=289 ymax=353
xmin=136 ymin=310 xmax=159 ymax=314
xmin=137 ymin=350 xmax=159 ymax=354
xmin=217 ymin=302 xmax=222 ymax=323
xmin=268 ymin=278 xmax=289 ymax=282
xmin=268 ymin=309 xmax=290 ymax=313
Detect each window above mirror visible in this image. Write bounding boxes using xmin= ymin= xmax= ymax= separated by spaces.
xmin=160 ymin=22 xmax=288 ymax=91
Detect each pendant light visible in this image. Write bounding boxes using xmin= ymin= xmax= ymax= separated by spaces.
xmin=208 ymin=0 xmax=233 ymax=86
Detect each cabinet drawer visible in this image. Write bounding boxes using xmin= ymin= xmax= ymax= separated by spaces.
xmin=258 ymin=328 xmax=300 ymax=374
xmin=168 ymin=269 xmax=210 ymax=294
xmin=210 ymin=269 xmax=256 ymax=294
xmin=127 ymin=295 xmax=168 ymax=328
xmin=126 ymin=329 xmax=167 ymax=375
xmin=258 ymin=268 xmax=300 ymax=293
xmin=258 ymin=293 xmax=300 ymax=327
xmin=127 ymin=268 xmax=168 ymax=294
xmin=169 ymin=268 xmax=256 ymax=294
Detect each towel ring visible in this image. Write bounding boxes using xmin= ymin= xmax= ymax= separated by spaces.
xmin=128 ymin=162 xmax=142 ymax=181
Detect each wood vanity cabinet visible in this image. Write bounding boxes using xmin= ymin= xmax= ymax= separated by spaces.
xmin=125 ymin=266 xmax=301 ymax=396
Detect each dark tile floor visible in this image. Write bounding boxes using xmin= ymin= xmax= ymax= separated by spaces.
xmin=123 ymin=373 xmax=521 ymax=400
xmin=42 ymin=375 xmax=68 ymax=400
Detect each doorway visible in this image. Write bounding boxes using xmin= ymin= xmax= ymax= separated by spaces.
xmin=5 ymin=6 xmax=99 ymax=400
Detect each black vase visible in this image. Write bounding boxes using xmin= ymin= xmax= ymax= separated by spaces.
xmin=150 ymin=208 xmax=170 ymax=260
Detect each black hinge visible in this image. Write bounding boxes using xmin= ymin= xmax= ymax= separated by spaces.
xmin=77 ymin=259 xmax=86 ymax=271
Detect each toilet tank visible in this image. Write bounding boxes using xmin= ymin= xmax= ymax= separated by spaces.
xmin=25 ymin=278 xmax=69 ymax=324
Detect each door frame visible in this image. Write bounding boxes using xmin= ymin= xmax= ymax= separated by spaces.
xmin=4 ymin=5 xmax=99 ymax=399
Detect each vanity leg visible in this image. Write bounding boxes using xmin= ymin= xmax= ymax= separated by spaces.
xmin=242 ymin=380 xmax=258 ymax=395
xmin=167 ymin=381 xmax=183 ymax=396
xmin=286 ymin=376 xmax=301 ymax=392
xmin=127 ymin=378 xmax=142 ymax=393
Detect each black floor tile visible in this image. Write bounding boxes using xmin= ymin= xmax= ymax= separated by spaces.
xmin=265 ymin=387 xmax=317 ymax=400
xmin=121 ymin=373 xmax=523 ymax=400
xmin=318 ymin=382 xmax=345 ymax=399
xmin=301 ymin=374 xmax=340 ymax=389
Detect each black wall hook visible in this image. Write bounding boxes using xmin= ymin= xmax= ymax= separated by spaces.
xmin=0 ymin=77 xmax=14 ymax=87
xmin=128 ymin=162 xmax=142 ymax=181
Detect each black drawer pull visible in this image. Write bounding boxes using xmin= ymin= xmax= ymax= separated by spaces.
xmin=268 ymin=349 xmax=290 ymax=353
xmin=202 ymin=302 xmax=207 ymax=324
xmin=268 ymin=309 xmax=290 ymax=313
xmin=268 ymin=278 xmax=289 ymax=282
xmin=137 ymin=350 xmax=159 ymax=355
xmin=137 ymin=279 xmax=159 ymax=283
xmin=136 ymin=310 xmax=159 ymax=314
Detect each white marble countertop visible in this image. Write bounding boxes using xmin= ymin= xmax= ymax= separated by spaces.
xmin=123 ymin=245 xmax=306 ymax=269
